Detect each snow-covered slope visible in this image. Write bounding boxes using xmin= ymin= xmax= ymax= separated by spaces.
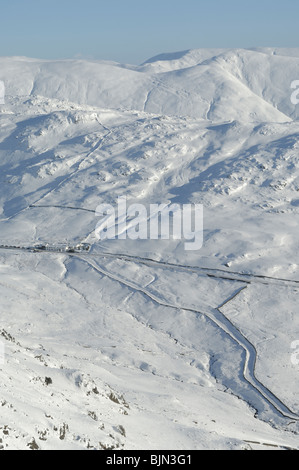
xmin=0 ymin=49 xmax=299 ymax=450
xmin=1 ymin=48 xmax=299 ymax=121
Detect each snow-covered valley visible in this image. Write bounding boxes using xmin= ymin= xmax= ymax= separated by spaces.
xmin=0 ymin=48 xmax=299 ymax=450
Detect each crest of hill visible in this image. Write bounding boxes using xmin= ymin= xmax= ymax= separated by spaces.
xmin=0 ymin=48 xmax=298 ymax=122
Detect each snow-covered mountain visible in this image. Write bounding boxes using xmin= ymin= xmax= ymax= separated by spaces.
xmin=0 ymin=49 xmax=299 ymax=450
xmin=2 ymin=48 xmax=299 ymax=121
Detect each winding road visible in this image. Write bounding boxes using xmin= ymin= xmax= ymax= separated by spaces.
xmin=0 ymin=242 xmax=298 ymax=424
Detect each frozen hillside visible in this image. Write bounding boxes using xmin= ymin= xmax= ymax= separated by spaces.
xmin=0 ymin=49 xmax=299 ymax=450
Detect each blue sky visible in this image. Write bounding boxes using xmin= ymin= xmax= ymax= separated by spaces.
xmin=1 ymin=0 xmax=298 ymax=64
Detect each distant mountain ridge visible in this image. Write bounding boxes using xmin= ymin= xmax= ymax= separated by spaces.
xmin=1 ymin=48 xmax=299 ymax=122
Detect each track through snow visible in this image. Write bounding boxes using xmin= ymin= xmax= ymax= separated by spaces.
xmin=0 ymin=244 xmax=298 ymax=424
